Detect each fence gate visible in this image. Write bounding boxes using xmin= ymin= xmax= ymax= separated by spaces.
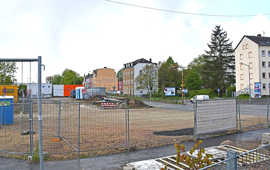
xmin=194 ymin=99 xmax=237 ymax=137
xmin=0 ymin=57 xmax=44 ymax=170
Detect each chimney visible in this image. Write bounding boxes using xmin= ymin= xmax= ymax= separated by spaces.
xmin=257 ymin=34 xmax=262 ymax=37
xmin=149 ymin=58 xmax=152 ymax=62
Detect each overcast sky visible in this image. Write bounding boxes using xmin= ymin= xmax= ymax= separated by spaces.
xmin=1 ymin=0 xmax=270 ymax=83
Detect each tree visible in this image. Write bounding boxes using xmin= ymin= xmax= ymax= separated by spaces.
xmin=135 ymin=64 xmax=158 ymax=95
xmin=62 ymin=69 xmax=83 ymax=85
xmin=117 ymin=68 xmax=123 ymax=81
xmin=0 ymin=62 xmax=17 ymax=84
xmin=185 ymin=69 xmax=202 ymax=90
xmin=201 ymin=25 xmax=235 ymax=95
xmin=158 ymin=57 xmax=181 ymax=91
xmin=47 ymin=69 xmax=83 ymax=85
xmin=51 ymin=75 xmax=63 ymax=84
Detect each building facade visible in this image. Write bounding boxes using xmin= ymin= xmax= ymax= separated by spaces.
xmin=235 ymin=34 xmax=270 ymax=97
xmin=88 ymin=67 xmax=118 ymax=92
xmin=123 ymin=58 xmax=158 ymax=96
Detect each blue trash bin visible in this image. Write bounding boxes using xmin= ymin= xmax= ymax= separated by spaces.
xmin=0 ymin=96 xmax=14 ymax=125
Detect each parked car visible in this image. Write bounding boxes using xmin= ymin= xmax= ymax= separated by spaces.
xmin=190 ymin=95 xmax=209 ymax=103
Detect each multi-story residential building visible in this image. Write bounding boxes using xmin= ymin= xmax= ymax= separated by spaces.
xmin=235 ymin=34 xmax=270 ymax=97
xmin=86 ymin=67 xmax=118 ymax=92
xmin=123 ymin=58 xmax=158 ymax=96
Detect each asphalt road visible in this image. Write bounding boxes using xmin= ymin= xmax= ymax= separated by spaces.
xmin=0 ymin=128 xmax=268 ymax=170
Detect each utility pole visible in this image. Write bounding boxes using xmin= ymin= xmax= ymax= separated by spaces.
xmin=181 ymin=69 xmax=184 ymax=104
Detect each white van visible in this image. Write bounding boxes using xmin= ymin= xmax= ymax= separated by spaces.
xmin=190 ymin=95 xmax=210 ymax=103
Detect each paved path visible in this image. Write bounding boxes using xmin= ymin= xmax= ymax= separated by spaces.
xmin=1 ymin=128 xmax=269 ymax=170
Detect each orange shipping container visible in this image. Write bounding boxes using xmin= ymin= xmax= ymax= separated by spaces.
xmin=64 ymin=85 xmax=83 ymax=97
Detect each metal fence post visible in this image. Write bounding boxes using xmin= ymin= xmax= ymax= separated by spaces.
xmin=125 ymin=109 xmax=130 ymax=150
xmin=267 ymin=98 xmax=270 ymax=127
xmin=57 ymin=101 xmax=61 ymax=138
xmin=237 ymin=100 xmax=241 ymax=131
xmin=193 ymin=101 xmax=198 ymax=139
xmin=226 ymin=150 xmax=237 ymax=170
xmin=29 ymin=100 xmax=34 ymax=157
xmin=37 ymin=56 xmax=44 ymax=170
xmin=77 ymin=102 xmax=81 ymax=169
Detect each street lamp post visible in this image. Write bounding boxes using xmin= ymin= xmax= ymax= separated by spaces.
xmin=240 ymin=62 xmax=251 ymax=98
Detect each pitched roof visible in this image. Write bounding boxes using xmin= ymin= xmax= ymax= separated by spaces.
xmin=246 ymin=35 xmax=270 ymax=46
xmin=124 ymin=58 xmax=155 ymax=68
xmin=235 ymin=35 xmax=270 ymax=50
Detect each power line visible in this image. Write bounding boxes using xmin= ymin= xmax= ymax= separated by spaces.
xmin=104 ymin=0 xmax=270 ymax=18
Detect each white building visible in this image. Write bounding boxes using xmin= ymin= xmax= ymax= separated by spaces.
xmin=235 ymin=34 xmax=270 ymax=97
xmin=123 ymin=58 xmax=158 ymax=96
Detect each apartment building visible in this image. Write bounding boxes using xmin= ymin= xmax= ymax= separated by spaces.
xmin=235 ymin=34 xmax=270 ymax=97
xmin=87 ymin=67 xmax=118 ymax=92
xmin=123 ymin=58 xmax=158 ymax=96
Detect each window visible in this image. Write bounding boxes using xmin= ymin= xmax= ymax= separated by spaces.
xmin=240 ymin=54 xmax=243 ymax=60
xmin=268 ymin=51 xmax=270 ymax=57
xmin=263 ymin=72 xmax=266 ymax=79
xmin=263 ymin=83 xmax=266 ymax=89
xmin=240 ymin=74 xmax=244 ymax=80
xmin=262 ymin=50 xmax=265 ymax=57
xmin=262 ymin=61 xmax=266 ymax=67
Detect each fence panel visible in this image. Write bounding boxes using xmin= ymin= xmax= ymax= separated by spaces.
xmin=194 ymin=99 xmax=237 ymax=136
xmin=129 ymin=107 xmax=194 ymax=150
xmin=237 ymin=99 xmax=269 ymax=130
xmin=78 ymin=102 xmax=126 ymax=157
xmin=0 ymin=101 xmax=32 ymax=156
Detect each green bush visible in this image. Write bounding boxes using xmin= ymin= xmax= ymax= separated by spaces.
xmin=237 ymin=93 xmax=249 ymax=99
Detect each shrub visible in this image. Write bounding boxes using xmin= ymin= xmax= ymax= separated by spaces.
xmin=237 ymin=93 xmax=249 ymax=99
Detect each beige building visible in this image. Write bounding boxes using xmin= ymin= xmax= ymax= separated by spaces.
xmin=235 ymin=34 xmax=270 ymax=97
xmin=91 ymin=67 xmax=118 ymax=92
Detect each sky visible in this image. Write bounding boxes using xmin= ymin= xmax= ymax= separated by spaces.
xmin=1 ymin=0 xmax=270 ymax=83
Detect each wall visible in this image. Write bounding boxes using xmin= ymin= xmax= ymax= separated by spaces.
xmin=235 ymin=37 xmax=259 ymax=97
xmin=92 ymin=68 xmax=118 ymax=92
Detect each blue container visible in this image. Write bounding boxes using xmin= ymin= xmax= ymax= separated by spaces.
xmin=0 ymin=96 xmax=14 ymax=125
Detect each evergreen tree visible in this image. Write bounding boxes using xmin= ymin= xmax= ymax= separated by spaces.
xmin=202 ymin=25 xmax=235 ymax=95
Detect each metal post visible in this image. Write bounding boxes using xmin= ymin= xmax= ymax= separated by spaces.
xmin=248 ymin=65 xmax=251 ymax=99
xmin=37 ymin=56 xmax=44 ymax=170
xmin=127 ymin=109 xmax=130 ymax=149
xmin=57 ymin=101 xmax=61 ymax=138
xmin=238 ymin=100 xmax=242 ymax=131
xmin=77 ymin=103 xmax=81 ymax=169
xmin=235 ymin=99 xmax=238 ymax=130
xmin=29 ymin=100 xmax=34 ymax=156
xmin=226 ymin=150 xmax=237 ymax=170
xmin=267 ymin=98 xmax=270 ymax=127
xmin=181 ymin=70 xmax=184 ymax=104
xmin=193 ymin=101 xmax=198 ymax=138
